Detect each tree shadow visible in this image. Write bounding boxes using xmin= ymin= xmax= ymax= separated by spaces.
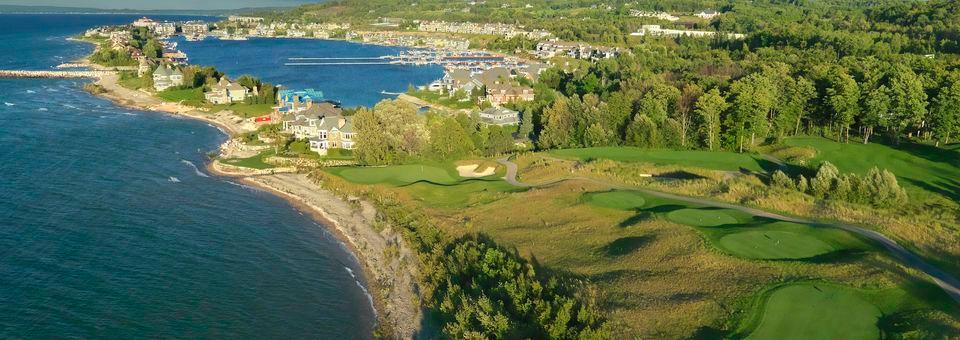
xmin=656 ymin=171 xmax=707 ymax=180
xmin=902 ymin=177 xmax=960 ymax=202
xmin=601 ymin=235 xmax=656 ymax=256
xmin=618 ymin=211 xmax=654 ymax=228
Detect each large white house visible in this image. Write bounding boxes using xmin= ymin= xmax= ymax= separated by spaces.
xmin=152 ymin=66 xmax=184 ymax=91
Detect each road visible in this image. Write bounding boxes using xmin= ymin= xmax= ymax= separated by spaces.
xmin=496 ymin=156 xmax=960 ymax=304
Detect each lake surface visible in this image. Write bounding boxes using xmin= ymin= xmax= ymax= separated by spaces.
xmin=176 ymin=37 xmax=445 ymax=107
xmin=0 ymin=14 xmax=376 ymax=338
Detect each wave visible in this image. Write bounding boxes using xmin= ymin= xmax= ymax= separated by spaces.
xmin=38 ymin=107 xmax=48 ymax=111
xmin=62 ymin=104 xmax=79 ymax=109
xmin=180 ymin=159 xmax=210 ymax=178
xmin=345 ymin=266 xmax=378 ymax=317
xmin=168 ymin=176 xmax=180 ymax=183
xmin=26 ymin=90 xmax=36 ymax=94
xmin=4 ymin=102 xmax=14 ymax=106
xmin=223 ymin=180 xmax=262 ymax=192
xmin=119 ymin=112 xmax=137 ymax=116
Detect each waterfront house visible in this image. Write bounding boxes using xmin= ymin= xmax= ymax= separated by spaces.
xmin=485 ymin=83 xmax=534 ymax=107
xmin=132 ymin=17 xmax=158 ymax=28
xmin=137 ymin=58 xmax=155 ymax=77
xmin=152 ymin=66 xmax=184 ymax=92
xmin=153 ymin=22 xmax=177 ymax=37
xmin=181 ymin=22 xmax=209 ymax=36
xmin=276 ymin=89 xmax=325 ymax=114
xmin=441 ymin=69 xmax=482 ymax=94
xmin=308 ymin=115 xmax=356 ymax=155
xmin=478 ymin=107 xmax=520 ymax=126
xmin=205 ymin=77 xmax=249 ymax=104
xmin=162 ymin=49 xmax=189 ymax=64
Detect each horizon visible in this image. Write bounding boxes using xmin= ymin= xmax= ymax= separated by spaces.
xmin=0 ymin=0 xmax=319 ymax=10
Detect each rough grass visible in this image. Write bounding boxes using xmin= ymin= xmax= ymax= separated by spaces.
xmin=786 ymin=136 xmax=960 ymax=202
xmin=157 ymin=87 xmax=205 ymax=107
xmin=211 ymin=103 xmax=275 ymax=118
xmin=549 ymin=147 xmax=767 ymax=172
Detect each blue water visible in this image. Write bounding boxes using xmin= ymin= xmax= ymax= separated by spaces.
xmin=176 ymin=37 xmax=444 ymax=107
xmin=0 ymin=14 xmax=375 ymax=338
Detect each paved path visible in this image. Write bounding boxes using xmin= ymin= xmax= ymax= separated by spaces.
xmin=496 ymin=156 xmax=960 ymax=303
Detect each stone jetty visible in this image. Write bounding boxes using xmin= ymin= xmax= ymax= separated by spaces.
xmin=0 ymin=70 xmax=113 ymax=79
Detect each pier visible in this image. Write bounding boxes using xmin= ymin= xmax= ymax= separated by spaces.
xmin=0 ymin=70 xmax=113 ymax=79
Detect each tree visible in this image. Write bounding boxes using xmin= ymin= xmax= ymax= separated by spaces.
xmin=825 ymin=69 xmax=860 ymax=142
xmin=675 ymin=84 xmax=703 ymax=147
xmin=725 ymin=74 xmax=773 ymax=152
xmin=931 ymin=79 xmax=960 ymax=146
xmin=428 ymin=116 xmax=475 ymax=160
xmin=692 ymin=89 xmax=728 ymax=151
xmin=887 ymin=66 xmax=928 ymax=141
xmin=353 ymin=100 xmax=423 ymax=165
xmin=538 ymin=97 xmax=575 ymax=149
xmin=861 ymin=85 xmax=891 ymax=144
xmin=810 ymin=161 xmax=840 ymax=198
xmin=625 ymin=114 xmax=660 ymax=148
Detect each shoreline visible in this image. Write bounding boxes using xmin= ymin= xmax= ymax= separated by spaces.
xmin=77 ymin=43 xmax=422 ymax=337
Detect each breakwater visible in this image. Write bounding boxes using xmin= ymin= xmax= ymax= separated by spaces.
xmin=0 ymin=70 xmax=112 ymax=79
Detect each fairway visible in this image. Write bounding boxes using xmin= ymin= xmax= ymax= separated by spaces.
xmin=404 ymin=180 xmax=523 ymax=209
xmin=328 ymin=164 xmax=460 ymax=186
xmin=666 ymin=208 xmax=739 ymax=227
xmin=718 ymin=231 xmax=836 ymax=259
xmin=745 ymin=284 xmax=881 ymax=340
xmin=583 ymin=191 xmax=647 ymax=210
xmin=786 ymin=136 xmax=960 ymax=200
xmin=549 ymin=147 xmax=765 ymax=172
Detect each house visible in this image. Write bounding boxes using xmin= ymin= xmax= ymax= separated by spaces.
xmin=152 ymin=66 xmax=184 ymax=91
xmin=695 ymin=10 xmax=719 ymax=20
xmin=535 ymin=40 xmax=620 ymax=60
xmin=153 ymin=22 xmax=177 ymax=37
xmin=132 ymin=17 xmax=158 ymax=28
xmin=162 ymin=49 xmax=188 ymax=64
xmin=276 ymin=89 xmax=325 ymax=114
xmin=485 ymin=83 xmax=534 ymax=107
xmin=137 ymin=58 xmax=155 ymax=77
xmin=281 ymin=102 xmax=345 ymax=138
xmin=308 ymin=115 xmax=355 ymax=155
xmin=441 ymin=69 xmax=481 ymax=94
xmin=181 ymin=22 xmax=209 ymax=36
xmin=478 ymin=107 xmax=519 ymax=126
xmin=476 ymin=67 xmax=513 ymax=87
xmin=631 ymin=24 xmax=745 ymax=39
xmin=205 ymin=77 xmax=250 ymax=104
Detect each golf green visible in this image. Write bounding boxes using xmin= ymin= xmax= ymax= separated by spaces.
xmin=331 ymin=165 xmax=460 ymax=186
xmin=746 ymin=284 xmax=881 ymax=340
xmin=666 ymin=208 xmax=738 ymax=227
xmin=584 ymin=191 xmax=648 ymax=210
xmin=718 ymin=231 xmax=836 ymax=259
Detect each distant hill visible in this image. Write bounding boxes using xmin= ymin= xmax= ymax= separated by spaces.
xmin=0 ymin=4 xmax=290 ymax=16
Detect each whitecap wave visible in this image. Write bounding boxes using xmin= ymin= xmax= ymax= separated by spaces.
xmin=168 ymin=177 xmax=180 ymax=183
xmin=38 ymin=107 xmax=48 ymax=111
xmin=25 ymin=90 xmax=36 ymax=94
xmin=223 ymin=180 xmax=262 ymax=192
xmin=180 ymin=159 xmax=210 ymax=178
xmin=344 ymin=267 xmax=378 ymax=317
xmin=3 ymin=102 xmax=14 ymax=106
xmin=119 ymin=112 xmax=137 ymax=116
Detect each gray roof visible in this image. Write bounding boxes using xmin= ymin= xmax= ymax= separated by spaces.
xmin=153 ymin=66 xmax=171 ymax=77
xmin=476 ymin=67 xmax=512 ymax=87
xmin=479 ymin=107 xmax=519 ymax=125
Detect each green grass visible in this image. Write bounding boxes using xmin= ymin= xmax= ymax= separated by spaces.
xmin=744 ymin=283 xmax=881 ymax=340
xmin=157 ymin=87 xmax=205 ymax=107
xmin=211 ymin=103 xmax=275 ymax=118
xmin=117 ymin=72 xmax=151 ymax=90
xmin=785 ymin=136 xmax=960 ymax=201
xmin=549 ymin=147 xmax=767 ymax=172
xmin=666 ymin=208 xmax=739 ymax=227
xmin=582 ymin=191 xmax=647 ymax=210
xmin=221 ymin=149 xmax=276 ymax=169
xmin=718 ymin=230 xmax=835 ymax=260
xmin=408 ymin=89 xmax=479 ymax=110
xmin=326 ymin=164 xmax=462 ymax=186
xmin=405 ymin=179 xmax=525 ymax=209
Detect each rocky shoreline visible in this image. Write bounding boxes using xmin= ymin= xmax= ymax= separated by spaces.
xmin=81 ymin=54 xmax=423 ymax=338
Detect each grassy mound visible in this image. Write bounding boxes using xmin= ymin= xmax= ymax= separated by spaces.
xmin=583 ymin=191 xmax=648 ymax=210
xmin=718 ymin=230 xmax=836 ymax=260
xmin=666 ymin=208 xmax=739 ymax=227
xmin=549 ymin=147 xmax=765 ymax=172
xmin=404 ymin=180 xmax=523 ymax=209
xmin=745 ymin=284 xmax=881 ymax=340
xmin=327 ymin=164 xmax=460 ymax=186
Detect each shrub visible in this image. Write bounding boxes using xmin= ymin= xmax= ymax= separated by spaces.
xmin=771 ymin=170 xmax=795 ymax=189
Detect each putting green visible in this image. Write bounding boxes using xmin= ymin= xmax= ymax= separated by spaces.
xmin=584 ymin=191 xmax=647 ymax=210
xmin=330 ymin=165 xmax=460 ymax=186
xmin=718 ymin=231 xmax=836 ymax=259
xmin=746 ymin=284 xmax=881 ymax=340
xmin=666 ymin=208 xmax=738 ymax=227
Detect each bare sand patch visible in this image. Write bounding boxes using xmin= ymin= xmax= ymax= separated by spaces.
xmin=457 ymin=164 xmax=496 ymax=178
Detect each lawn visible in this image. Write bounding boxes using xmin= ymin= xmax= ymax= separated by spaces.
xmin=117 ymin=72 xmax=151 ymax=90
xmin=157 ymin=87 xmax=205 ymax=107
xmin=408 ymin=89 xmax=479 ymax=110
xmin=785 ymin=136 xmax=960 ymax=201
xmin=549 ymin=147 xmax=768 ymax=172
xmin=326 ymin=164 xmax=462 ymax=186
xmin=744 ymin=283 xmax=882 ymax=340
xmin=211 ymin=103 xmax=275 ymax=118
xmin=220 ymin=149 xmax=275 ymax=169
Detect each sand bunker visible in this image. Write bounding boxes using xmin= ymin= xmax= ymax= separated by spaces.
xmin=457 ymin=164 xmax=496 ymax=178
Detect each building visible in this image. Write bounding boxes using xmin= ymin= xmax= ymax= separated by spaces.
xmin=282 ymin=102 xmax=344 ymax=138
xmin=630 ymin=10 xmax=680 ymax=22
xmin=132 ymin=17 xmax=158 ymax=28
xmin=182 ymin=22 xmax=209 ymax=36
xmin=204 ymin=77 xmax=250 ymax=104
xmin=485 ymin=83 xmax=534 ymax=107
xmin=228 ymin=16 xmax=264 ymax=25
xmin=137 ymin=58 xmax=155 ymax=77
xmin=631 ymin=25 xmax=745 ymax=39
xmin=308 ymin=115 xmax=355 ymax=154
xmin=153 ymin=22 xmax=177 ymax=37
xmin=152 ymin=66 xmax=184 ymax=91
xmin=478 ymin=107 xmax=519 ymax=126
xmin=535 ymin=41 xmax=620 ymax=60
xmin=441 ymin=69 xmax=482 ymax=94
xmin=162 ymin=49 xmax=189 ymax=64
xmin=276 ymin=89 xmax=325 ymax=114
xmin=695 ymin=10 xmax=720 ymax=20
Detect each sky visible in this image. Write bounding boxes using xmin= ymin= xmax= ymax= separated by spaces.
xmin=0 ymin=0 xmax=319 ymax=10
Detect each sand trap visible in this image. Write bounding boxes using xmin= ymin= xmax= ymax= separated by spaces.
xmin=457 ymin=164 xmax=496 ymax=178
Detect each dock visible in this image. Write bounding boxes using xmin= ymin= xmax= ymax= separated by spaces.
xmin=0 ymin=70 xmax=113 ymax=79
